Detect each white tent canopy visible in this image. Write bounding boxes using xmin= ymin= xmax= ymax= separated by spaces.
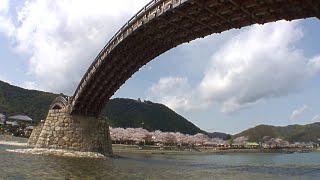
xmin=8 ymin=115 xmax=33 ymax=122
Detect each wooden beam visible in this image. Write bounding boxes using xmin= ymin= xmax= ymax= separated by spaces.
xmin=229 ymin=0 xmax=262 ymax=24
xmin=191 ymin=0 xmax=236 ymax=27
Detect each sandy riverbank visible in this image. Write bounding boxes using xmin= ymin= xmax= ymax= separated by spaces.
xmin=0 ymin=134 xmax=29 ymax=147
xmin=0 ymin=134 xmax=28 ymax=143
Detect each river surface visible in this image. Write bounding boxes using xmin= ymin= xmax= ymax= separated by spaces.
xmin=1 ymin=145 xmax=320 ymax=179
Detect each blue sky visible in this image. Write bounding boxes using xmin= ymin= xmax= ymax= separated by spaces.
xmin=1 ymin=0 xmax=320 ymax=134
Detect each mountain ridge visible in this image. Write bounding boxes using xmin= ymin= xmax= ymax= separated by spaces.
xmin=0 ymin=80 xmax=203 ymax=135
xmin=235 ymin=122 xmax=320 ymax=142
xmin=1 ymin=80 xmax=319 ymax=140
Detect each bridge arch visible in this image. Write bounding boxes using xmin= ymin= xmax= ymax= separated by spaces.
xmin=69 ymin=0 xmax=320 ymax=117
xmin=50 ymin=96 xmax=69 ymax=110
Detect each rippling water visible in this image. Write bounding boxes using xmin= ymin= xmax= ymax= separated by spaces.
xmin=1 ymin=145 xmax=320 ymax=179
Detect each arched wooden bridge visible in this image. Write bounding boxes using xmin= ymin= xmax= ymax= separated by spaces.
xmin=57 ymin=0 xmax=319 ymax=117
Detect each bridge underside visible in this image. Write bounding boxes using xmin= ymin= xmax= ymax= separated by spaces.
xmin=70 ymin=0 xmax=320 ymax=117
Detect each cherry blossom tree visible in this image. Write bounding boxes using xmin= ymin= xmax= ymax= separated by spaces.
xmin=109 ymin=127 xmax=229 ymax=147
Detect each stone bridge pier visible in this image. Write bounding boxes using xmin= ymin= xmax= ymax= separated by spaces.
xmin=28 ymin=99 xmax=112 ymax=156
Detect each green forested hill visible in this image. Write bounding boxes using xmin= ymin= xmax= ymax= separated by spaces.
xmin=235 ymin=123 xmax=320 ymax=142
xmin=102 ymin=98 xmax=204 ymax=135
xmin=0 ymin=80 xmax=203 ymax=135
xmin=0 ymin=80 xmax=57 ymax=121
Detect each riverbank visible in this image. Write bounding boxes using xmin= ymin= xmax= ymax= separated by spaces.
xmin=0 ymin=134 xmax=29 ymax=147
xmin=7 ymin=148 xmax=106 ymax=158
xmin=0 ymin=134 xmax=28 ymax=143
xmin=112 ymin=144 xmax=315 ymax=155
xmin=1 ymin=134 xmax=316 ymax=156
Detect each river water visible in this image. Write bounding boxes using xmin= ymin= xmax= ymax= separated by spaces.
xmin=1 ymin=145 xmax=320 ymax=179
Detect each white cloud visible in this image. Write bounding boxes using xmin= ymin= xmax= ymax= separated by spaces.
xmin=22 ymin=81 xmax=38 ymax=90
xmin=147 ymin=21 xmax=320 ymax=113
xmin=0 ymin=16 xmax=14 ymax=36
xmin=0 ymin=74 xmax=12 ymax=84
xmin=2 ymin=1 xmax=320 ymax=113
xmin=307 ymin=56 xmax=320 ymax=76
xmin=0 ymin=0 xmax=14 ymax=36
xmin=146 ymin=77 xmax=195 ymax=112
xmin=311 ymin=115 xmax=320 ymax=122
xmin=146 ymin=66 xmax=152 ymax=71
xmin=0 ymin=0 xmax=9 ymax=13
xmin=0 ymin=0 xmax=150 ymax=94
xmin=290 ymin=105 xmax=308 ymax=120
xmin=197 ymin=21 xmax=320 ymax=113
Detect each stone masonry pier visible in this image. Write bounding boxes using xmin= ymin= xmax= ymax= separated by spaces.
xmin=28 ymin=109 xmax=112 ymax=156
